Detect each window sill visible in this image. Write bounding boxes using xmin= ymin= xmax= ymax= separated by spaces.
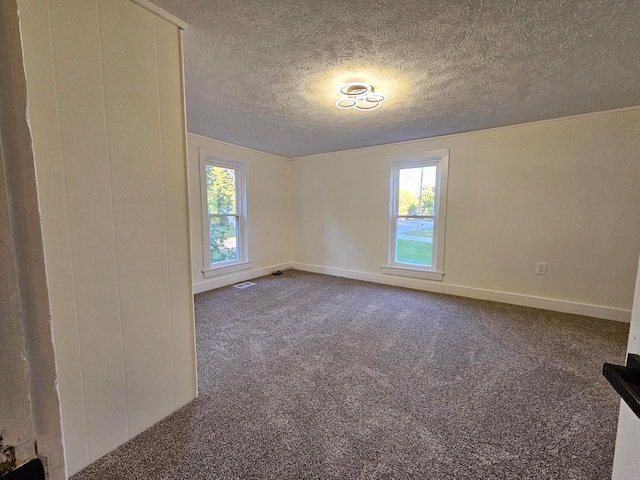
xmin=381 ymin=265 xmax=444 ymax=281
xmin=203 ymin=261 xmax=253 ymax=278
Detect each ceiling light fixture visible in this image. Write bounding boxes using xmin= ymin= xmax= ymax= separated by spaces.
xmin=336 ymin=82 xmax=387 ymax=111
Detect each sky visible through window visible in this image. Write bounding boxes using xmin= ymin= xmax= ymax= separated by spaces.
xmin=399 ymin=166 xmax=436 ymax=199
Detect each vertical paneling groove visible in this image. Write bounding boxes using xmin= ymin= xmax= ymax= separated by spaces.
xmin=94 ymin=0 xmax=131 ymax=443
xmin=157 ymin=20 xmax=197 ymax=407
xmin=21 ymin=0 xmax=195 ymax=474
xmin=1 ymin=1 xmax=66 ymax=476
xmin=154 ymin=17 xmax=177 ymax=407
xmin=43 ymin=0 xmax=91 ymax=468
xmin=179 ymin=31 xmax=199 ymax=404
xmin=49 ymin=0 xmax=130 ymax=466
xmin=99 ymin=0 xmax=175 ymax=437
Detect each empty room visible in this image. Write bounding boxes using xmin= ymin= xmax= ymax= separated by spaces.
xmin=2 ymin=1 xmax=640 ymax=479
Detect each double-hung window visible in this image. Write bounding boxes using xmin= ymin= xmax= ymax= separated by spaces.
xmin=199 ymin=149 xmax=251 ymax=277
xmin=383 ymin=149 xmax=449 ymax=281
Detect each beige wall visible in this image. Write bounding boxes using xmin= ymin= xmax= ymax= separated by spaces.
xmin=291 ymin=109 xmax=640 ymax=320
xmin=19 ymin=0 xmax=196 ymax=475
xmin=188 ymin=133 xmax=291 ymax=293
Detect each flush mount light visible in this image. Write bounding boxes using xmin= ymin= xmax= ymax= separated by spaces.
xmin=336 ymin=82 xmax=387 ymax=111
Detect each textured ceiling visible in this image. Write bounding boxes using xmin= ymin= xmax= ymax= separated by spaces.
xmin=151 ymin=0 xmax=640 ymax=158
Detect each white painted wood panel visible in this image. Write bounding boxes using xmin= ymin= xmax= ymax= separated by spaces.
xmin=49 ymin=0 xmax=130 ymax=463
xmin=16 ymin=0 xmax=90 ymax=472
xmin=156 ymin=19 xmax=197 ymax=406
xmin=19 ymin=0 xmax=195 ymax=474
xmin=98 ymin=0 xmax=176 ymax=437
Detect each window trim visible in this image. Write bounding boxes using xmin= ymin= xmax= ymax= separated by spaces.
xmin=199 ymin=149 xmax=251 ymax=278
xmin=383 ymin=149 xmax=449 ymax=281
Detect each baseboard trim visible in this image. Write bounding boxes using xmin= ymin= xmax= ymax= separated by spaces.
xmin=193 ymin=262 xmax=294 ymax=294
xmin=292 ymin=263 xmax=631 ymax=323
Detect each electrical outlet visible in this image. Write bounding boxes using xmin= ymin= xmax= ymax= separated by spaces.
xmin=535 ymin=262 xmax=547 ymax=276
xmin=347 ymin=246 xmax=353 ymax=255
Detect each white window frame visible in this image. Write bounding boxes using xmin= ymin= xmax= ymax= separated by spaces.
xmin=199 ymin=149 xmax=251 ymax=278
xmin=383 ymin=149 xmax=449 ymax=281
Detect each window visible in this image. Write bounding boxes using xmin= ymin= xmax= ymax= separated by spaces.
xmin=383 ymin=149 xmax=449 ymax=281
xmin=199 ymin=149 xmax=251 ymax=277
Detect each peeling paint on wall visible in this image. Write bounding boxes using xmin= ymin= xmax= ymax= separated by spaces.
xmin=0 ymin=0 xmax=66 ymax=478
xmin=0 ymin=437 xmax=17 ymax=476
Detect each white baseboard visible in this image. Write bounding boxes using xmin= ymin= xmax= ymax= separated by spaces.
xmin=292 ymin=263 xmax=632 ymax=323
xmin=193 ymin=262 xmax=294 ymax=294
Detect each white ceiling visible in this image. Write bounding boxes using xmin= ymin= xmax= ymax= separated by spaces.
xmin=151 ymin=0 xmax=640 ymax=158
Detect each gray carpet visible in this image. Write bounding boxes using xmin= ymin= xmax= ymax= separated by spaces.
xmin=72 ymin=270 xmax=629 ymax=479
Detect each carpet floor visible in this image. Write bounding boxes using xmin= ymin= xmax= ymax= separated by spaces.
xmin=72 ymin=270 xmax=629 ymax=479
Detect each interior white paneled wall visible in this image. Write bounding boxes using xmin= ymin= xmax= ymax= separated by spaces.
xmin=18 ymin=0 xmax=196 ymax=475
xmin=291 ymin=109 xmax=640 ymax=321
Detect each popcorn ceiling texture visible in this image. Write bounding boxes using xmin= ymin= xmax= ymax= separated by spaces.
xmin=152 ymin=0 xmax=640 ymax=157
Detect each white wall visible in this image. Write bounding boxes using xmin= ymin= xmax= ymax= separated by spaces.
xmin=612 ymin=252 xmax=640 ymax=479
xmin=18 ymin=0 xmax=196 ymax=475
xmin=0 ymin=2 xmax=65 ymax=478
xmin=291 ymin=109 xmax=640 ymax=321
xmin=188 ymin=133 xmax=291 ymax=293
xmin=0 ymin=2 xmax=38 ymax=472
